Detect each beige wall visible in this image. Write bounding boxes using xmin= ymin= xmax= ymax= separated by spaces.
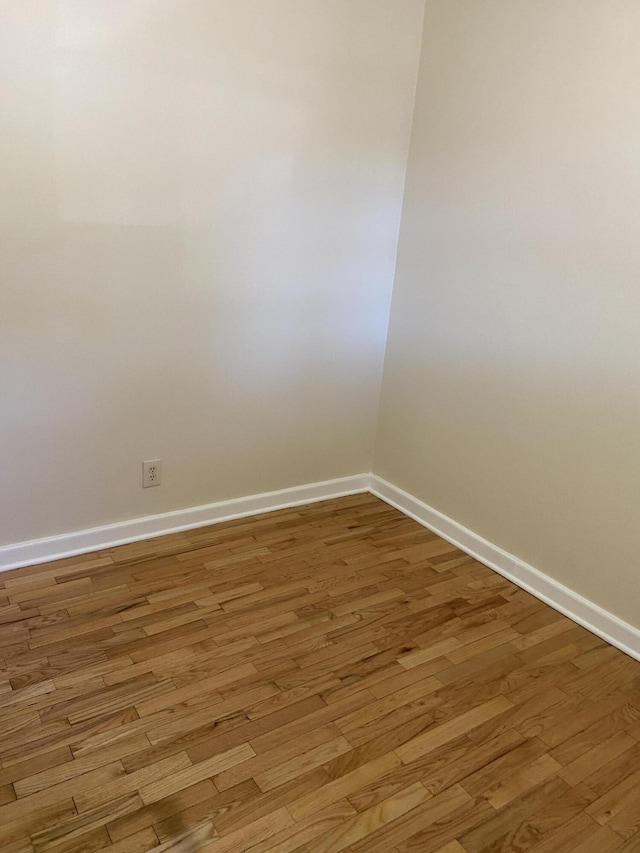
xmin=0 ymin=0 xmax=424 ymax=545
xmin=376 ymin=0 xmax=640 ymax=626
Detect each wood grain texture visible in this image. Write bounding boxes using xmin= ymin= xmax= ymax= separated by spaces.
xmin=1 ymin=493 xmax=639 ymax=851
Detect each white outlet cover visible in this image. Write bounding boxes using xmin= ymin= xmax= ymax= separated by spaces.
xmin=142 ymin=459 xmax=162 ymax=488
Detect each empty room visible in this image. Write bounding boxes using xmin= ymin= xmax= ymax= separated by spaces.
xmin=2 ymin=1 xmax=640 ymax=851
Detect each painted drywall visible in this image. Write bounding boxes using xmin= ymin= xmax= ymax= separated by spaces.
xmin=375 ymin=0 xmax=640 ymax=626
xmin=0 ymin=0 xmax=424 ymax=545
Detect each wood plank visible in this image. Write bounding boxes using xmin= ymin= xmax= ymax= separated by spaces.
xmin=140 ymin=745 xmax=255 ymax=805
xmin=395 ymin=697 xmax=513 ymax=762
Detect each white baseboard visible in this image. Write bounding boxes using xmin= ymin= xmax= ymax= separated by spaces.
xmin=4 ymin=470 xmax=638 ymax=663
xmin=0 ymin=474 xmax=372 ymax=572
xmin=370 ymin=475 xmax=640 ymax=663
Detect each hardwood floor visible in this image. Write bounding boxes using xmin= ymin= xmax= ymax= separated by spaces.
xmin=2 ymin=493 xmax=640 ymax=852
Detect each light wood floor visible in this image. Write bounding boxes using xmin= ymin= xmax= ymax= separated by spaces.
xmin=2 ymin=495 xmax=640 ymax=853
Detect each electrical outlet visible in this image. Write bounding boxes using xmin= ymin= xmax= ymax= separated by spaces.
xmin=142 ymin=459 xmax=162 ymax=488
